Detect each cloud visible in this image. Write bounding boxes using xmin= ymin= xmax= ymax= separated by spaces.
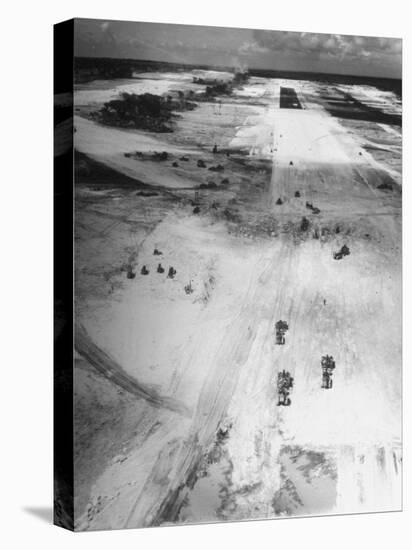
xmin=74 ymin=20 xmax=401 ymax=78
xmin=251 ymin=30 xmax=401 ymax=64
xmin=239 ymin=40 xmax=268 ymax=55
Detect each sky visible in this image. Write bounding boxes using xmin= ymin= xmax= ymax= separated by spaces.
xmin=74 ymin=19 xmax=402 ymax=79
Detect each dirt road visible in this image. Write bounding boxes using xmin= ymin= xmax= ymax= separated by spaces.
xmin=224 ymin=87 xmax=402 ymax=518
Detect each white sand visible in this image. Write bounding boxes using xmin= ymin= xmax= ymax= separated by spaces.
xmin=75 ymin=73 xmax=401 ymax=529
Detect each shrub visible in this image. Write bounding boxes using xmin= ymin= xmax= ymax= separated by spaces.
xmin=96 ymin=92 xmax=196 ymax=133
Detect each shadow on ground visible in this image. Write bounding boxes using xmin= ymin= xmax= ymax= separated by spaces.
xmin=23 ymin=506 xmax=53 ymax=524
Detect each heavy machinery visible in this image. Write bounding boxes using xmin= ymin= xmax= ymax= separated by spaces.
xmin=184 ymin=281 xmax=193 ymax=294
xmin=275 ymin=320 xmax=289 ymax=345
xmin=277 ymin=370 xmax=294 ymax=406
xmin=321 ymin=355 xmax=336 ymax=389
xmin=333 ymin=245 xmax=350 ymax=260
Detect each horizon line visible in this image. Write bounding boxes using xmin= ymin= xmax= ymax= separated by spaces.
xmin=74 ymin=55 xmax=402 ymax=82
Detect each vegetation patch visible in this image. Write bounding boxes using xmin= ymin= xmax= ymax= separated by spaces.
xmin=93 ymin=92 xmax=197 ymax=132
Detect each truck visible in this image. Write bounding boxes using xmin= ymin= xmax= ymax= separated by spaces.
xmin=321 ymin=355 xmax=336 ymax=389
xmin=277 ymin=369 xmax=294 ymax=406
xmin=275 ymin=320 xmax=289 ymax=345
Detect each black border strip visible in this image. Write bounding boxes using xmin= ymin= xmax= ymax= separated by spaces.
xmin=53 ymin=18 xmax=74 ymax=531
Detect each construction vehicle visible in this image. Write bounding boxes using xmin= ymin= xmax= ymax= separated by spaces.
xmin=184 ymin=281 xmax=194 ymax=294
xmin=275 ymin=320 xmax=289 ymax=345
xmin=306 ymin=201 xmax=320 ymax=215
xmin=321 ymin=355 xmax=336 ymax=389
xmin=333 ymin=245 xmax=350 ymax=260
xmin=277 ymin=370 xmax=294 ymax=406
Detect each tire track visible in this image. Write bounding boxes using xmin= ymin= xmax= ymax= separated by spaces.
xmin=123 ymin=242 xmax=295 ymax=527
xmin=75 ymin=322 xmax=191 ymax=417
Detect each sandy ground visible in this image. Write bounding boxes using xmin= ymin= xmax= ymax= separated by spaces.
xmin=73 ymin=71 xmax=401 ymax=530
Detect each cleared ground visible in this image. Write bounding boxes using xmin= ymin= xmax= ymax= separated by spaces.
xmin=73 ymin=72 xmax=401 ymax=529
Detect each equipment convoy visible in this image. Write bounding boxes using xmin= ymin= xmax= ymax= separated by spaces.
xmin=274 ymin=321 xmax=337 ymax=406
xmin=275 ymin=320 xmax=294 ymax=406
